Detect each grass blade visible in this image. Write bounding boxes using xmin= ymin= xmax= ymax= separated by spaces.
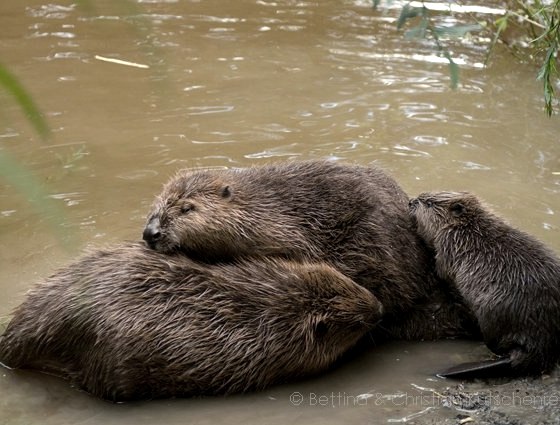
xmin=0 ymin=62 xmax=50 ymax=140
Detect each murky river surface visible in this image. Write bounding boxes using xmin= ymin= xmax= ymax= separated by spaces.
xmin=0 ymin=0 xmax=559 ymax=423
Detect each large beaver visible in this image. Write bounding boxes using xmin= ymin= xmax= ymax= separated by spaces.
xmin=142 ymin=160 xmax=443 ymax=319
xmin=0 ymin=242 xmax=381 ymax=401
xmin=409 ymin=191 xmax=560 ymax=375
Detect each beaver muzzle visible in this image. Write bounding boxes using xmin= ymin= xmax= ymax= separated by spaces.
xmin=143 ymin=217 xmax=162 ymax=249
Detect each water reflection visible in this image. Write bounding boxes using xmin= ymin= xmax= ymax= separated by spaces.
xmin=26 ymin=4 xmax=76 ymax=19
xmin=186 ymin=105 xmax=235 ymax=115
xmin=413 ymin=135 xmax=447 ymax=146
xmin=0 ymin=341 xmax=491 ymax=425
xmin=408 ymin=2 xmax=505 ymax=15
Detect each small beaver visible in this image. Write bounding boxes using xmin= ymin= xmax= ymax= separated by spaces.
xmin=410 ymin=191 xmax=560 ymax=375
xmin=142 ymin=160 xmax=441 ymax=317
xmin=0 ymin=242 xmax=381 ymax=401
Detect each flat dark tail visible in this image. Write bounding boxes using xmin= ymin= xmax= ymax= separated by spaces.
xmin=437 ymin=357 xmax=513 ymax=379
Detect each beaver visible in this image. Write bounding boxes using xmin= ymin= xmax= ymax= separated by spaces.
xmin=0 ymin=242 xmax=381 ymax=401
xmin=409 ymin=191 xmax=560 ymax=375
xmin=142 ymin=160 xmax=445 ymax=321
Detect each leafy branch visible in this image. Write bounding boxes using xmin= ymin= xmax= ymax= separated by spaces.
xmin=526 ymin=0 xmax=560 ymax=116
xmin=394 ymin=3 xmax=483 ymax=89
xmin=396 ymin=4 xmax=480 ymax=89
xmin=377 ymin=0 xmax=560 ymax=116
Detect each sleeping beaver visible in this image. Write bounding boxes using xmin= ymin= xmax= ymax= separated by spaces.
xmin=142 ymin=160 xmax=441 ymax=318
xmin=410 ymin=191 xmax=560 ymax=375
xmin=0 ymin=242 xmax=381 ymax=401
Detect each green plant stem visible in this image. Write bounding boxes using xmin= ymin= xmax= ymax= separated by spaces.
xmin=0 ymin=62 xmax=50 ymax=140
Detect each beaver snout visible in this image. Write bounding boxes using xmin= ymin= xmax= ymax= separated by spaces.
xmin=358 ymin=299 xmax=384 ymax=328
xmin=143 ymin=218 xmax=162 ymax=248
xmin=409 ymin=198 xmax=419 ymax=209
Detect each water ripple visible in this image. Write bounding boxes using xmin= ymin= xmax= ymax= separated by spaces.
xmin=48 ymin=192 xmax=87 ymax=207
xmin=26 ymin=4 xmax=75 ymax=19
xmin=116 ymin=170 xmax=159 ymax=180
xmin=186 ymin=106 xmax=235 ymax=115
xmin=458 ymin=161 xmax=492 ymax=171
xmin=391 ymin=144 xmax=431 ymax=158
xmin=245 ymin=143 xmax=303 ymax=159
xmin=29 ymin=31 xmax=75 ymax=39
xmin=413 ymin=135 xmax=448 ymax=146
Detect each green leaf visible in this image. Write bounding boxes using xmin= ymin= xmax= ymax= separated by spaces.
xmin=397 ymin=4 xmax=425 ymax=30
xmin=448 ymin=60 xmax=460 ymax=89
xmin=405 ymin=18 xmax=428 ymax=39
xmin=442 ymin=51 xmax=460 ymax=89
xmin=0 ymin=62 xmax=50 ymax=140
xmin=537 ymin=46 xmax=557 ymax=116
xmin=433 ymin=24 xmax=484 ymax=39
xmin=495 ymin=15 xmax=509 ymax=33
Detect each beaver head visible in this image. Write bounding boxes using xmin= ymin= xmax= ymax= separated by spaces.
xmin=143 ymin=169 xmax=234 ymax=255
xmin=143 ymin=168 xmax=317 ymax=261
xmin=408 ymin=191 xmax=487 ymax=249
xmin=257 ymin=260 xmax=384 ymax=372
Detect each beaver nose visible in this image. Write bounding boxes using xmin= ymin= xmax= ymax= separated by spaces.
xmin=409 ymin=198 xmax=419 ymax=208
xmin=143 ymin=218 xmax=162 ymax=248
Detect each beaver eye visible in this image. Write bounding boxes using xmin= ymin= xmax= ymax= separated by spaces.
xmin=426 ymin=200 xmax=434 ymax=207
xmin=180 ymin=204 xmax=194 ymax=214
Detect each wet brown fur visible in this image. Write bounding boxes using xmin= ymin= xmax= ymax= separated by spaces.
xmin=144 ymin=161 xmax=442 ymax=319
xmin=410 ymin=191 xmax=560 ymax=374
xmin=144 ymin=161 xmax=480 ymax=340
xmin=0 ymin=242 xmax=381 ymax=401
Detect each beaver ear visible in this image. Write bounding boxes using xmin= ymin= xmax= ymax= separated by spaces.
xmin=450 ymin=203 xmax=466 ymax=217
xmin=221 ymin=185 xmax=233 ymax=201
xmin=314 ymin=320 xmax=328 ymax=339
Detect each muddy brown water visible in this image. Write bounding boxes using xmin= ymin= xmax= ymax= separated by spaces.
xmin=0 ymin=0 xmax=558 ymax=423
